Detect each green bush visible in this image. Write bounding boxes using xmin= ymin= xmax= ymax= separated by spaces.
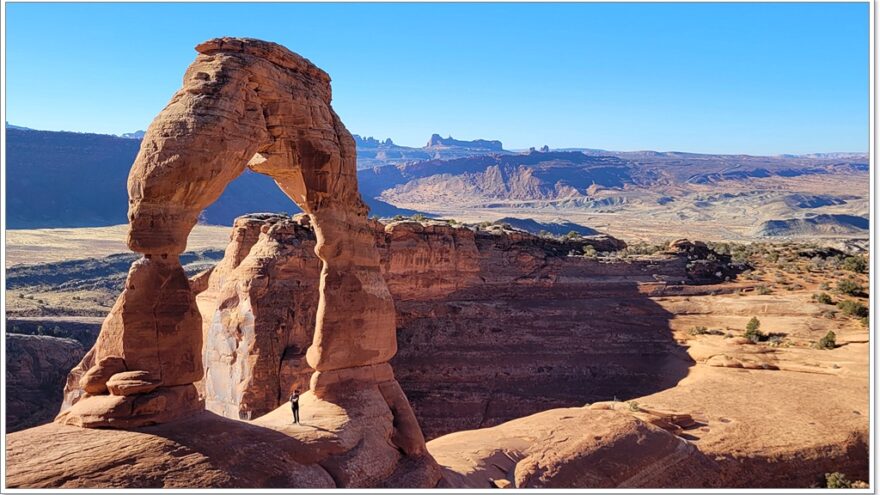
xmin=817 ymin=331 xmax=837 ymax=350
xmin=825 ymin=472 xmax=851 ymax=488
xmin=837 ymin=300 xmax=869 ymax=318
xmin=841 ymin=256 xmax=867 ymax=274
xmin=746 ymin=317 xmax=760 ymax=332
xmin=836 ymin=279 xmax=864 ymax=296
xmin=743 ymin=317 xmax=766 ymax=343
xmin=813 ymin=292 xmax=833 ymax=305
xmin=688 ymin=326 xmax=724 ymax=336
xmin=756 ymin=284 xmax=772 ymax=295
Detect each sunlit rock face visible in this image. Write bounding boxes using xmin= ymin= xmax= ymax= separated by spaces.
xmin=193 ymin=215 xmax=693 ymax=439
xmin=53 ymin=38 xmax=436 ymax=486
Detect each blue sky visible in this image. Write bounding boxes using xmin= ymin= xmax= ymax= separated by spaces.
xmin=5 ymin=2 xmax=869 ymax=154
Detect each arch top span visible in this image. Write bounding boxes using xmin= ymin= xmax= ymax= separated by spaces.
xmin=127 ymin=37 xmax=359 ymax=256
xmin=57 ymin=39 xmax=412 ymax=441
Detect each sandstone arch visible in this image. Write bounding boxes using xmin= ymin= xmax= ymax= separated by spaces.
xmin=56 ymin=39 xmax=418 ymax=450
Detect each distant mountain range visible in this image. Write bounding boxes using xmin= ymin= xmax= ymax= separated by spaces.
xmin=4 ymin=124 xmax=869 ymax=240
xmin=353 ymin=133 xmax=509 ymax=169
xmin=5 ymin=127 xmax=419 ymax=228
xmin=359 ymin=149 xmax=868 ymax=207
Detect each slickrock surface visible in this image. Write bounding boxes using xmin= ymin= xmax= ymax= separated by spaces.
xmin=5 ymin=334 xmax=85 ymax=432
xmin=429 ymin=407 xmax=717 ymax=488
xmin=7 ymin=392 xmax=439 ymax=489
xmin=428 ymin=287 xmax=870 ymax=488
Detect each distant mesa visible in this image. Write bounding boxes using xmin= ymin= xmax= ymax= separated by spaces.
xmin=426 ymin=133 xmax=503 ymax=151
xmin=493 ymin=217 xmax=599 ymax=236
xmin=119 ymin=130 xmax=145 ymax=139
xmin=780 ymin=193 xmax=847 ymax=209
xmin=354 ymin=133 xmax=508 ymax=169
xmin=353 ymin=135 xmax=394 ymax=148
xmin=757 ymin=214 xmax=869 ymax=237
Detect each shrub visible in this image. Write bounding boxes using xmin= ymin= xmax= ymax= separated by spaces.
xmin=818 ymin=282 xmax=830 ymax=290
xmin=836 ymin=279 xmax=863 ymax=296
xmin=627 ymin=401 xmax=640 ymax=412
xmin=837 ymin=300 xmax=869 ymax=318
xmin=743 ymin=317 xmax=766 ymax=343
xmin=860 ymin=316 xmax=869 ymax=328
xmin=825 ymin=472 xmax=851 ymax=488
xmin=841 ymin=256 xmax=867 ymax=274
xmin=622 ymin=241 xmax=664 ymax=256
xmin=689 ymin=326 xmax=708 ymax=335
xmin=817 ymin=331 xmax=837 ymax=350
xmin=690 ymin=326 xmax=724 ymax=336
xmin=582 ymin=245 xmax=597 ymax=258
xmin=813 ymin=292 xmax=833 ymax=305
xmin=755 ymin=284 xmax=772 ymax=295
xmin=746 ymin=317 xmax=760 ymax=332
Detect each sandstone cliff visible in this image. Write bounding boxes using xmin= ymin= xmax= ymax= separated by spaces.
xmin=6 ymin=334 xmax=85 ymax=432
xmin=81 ymin=213 xmax=716 ymax=440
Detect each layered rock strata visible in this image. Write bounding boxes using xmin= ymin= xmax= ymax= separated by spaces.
xmin=100 ymin=214 xmax=714 ymax=438
xmin=6 ymin=334 xmax=85 ymax=432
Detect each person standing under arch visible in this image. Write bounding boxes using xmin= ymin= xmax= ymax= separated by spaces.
xmin=290 ymin=390 xmax=300 ymax=425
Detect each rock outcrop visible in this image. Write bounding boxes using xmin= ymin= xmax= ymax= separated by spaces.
xmin=428 ymin=288 xmax=871 ymax=488
xmin=129 ymin=213 xmax=695 ymax=439
xmin=194 ymin=213 xmax=320 ymax=419
xmin=425 ymin=134 xmax=504 ymax=151
xmin=429 ymin=406 xmax=717 ymax=488
xmin=6 ymin=334 xmax=85 ymax=432
xmin=45 ymin=37 xmax=435 ymax=487
xmin=430 ymin=348 xmax=869 ymax=488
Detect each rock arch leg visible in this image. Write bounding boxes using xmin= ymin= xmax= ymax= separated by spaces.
xmin=57 ymin=38 xmax=426 ymax=455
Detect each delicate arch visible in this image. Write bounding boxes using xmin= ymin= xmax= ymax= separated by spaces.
xmin=57 ymin=38 xmax=406 ymax=431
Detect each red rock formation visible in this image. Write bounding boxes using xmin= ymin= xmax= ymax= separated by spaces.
xmin=6 ymin=334 xmax=86 ymax=432
xmin=54 ymin=38 xmax=432 ymax=482
xmin=195 ymin=214 xmax=320 ymax=419
xmin=428 ymin=406 xmax=718 ymax=488
xmin=164 ymin=214 xmax=692 ymax=438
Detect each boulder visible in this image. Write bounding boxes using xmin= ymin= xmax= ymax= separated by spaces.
xmin=106 ymin=371 xmax=160 ymax=396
